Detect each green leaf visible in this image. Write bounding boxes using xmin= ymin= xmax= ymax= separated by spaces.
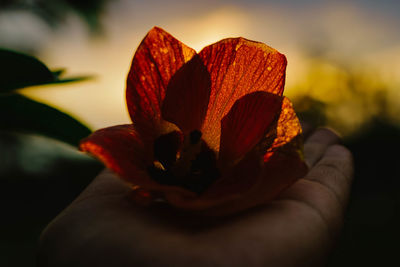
xmin=0 ymin=49 xmax=54 ymax=91
xmin=52 ymin=68 xmax=66 ymax=77
xmin=0 ymin=93 xmax=91 ymax=146
xmin=0 ymin=49 xmax=90 ymax=92
xmin=50 ymin=76 xmax=91 ymax=84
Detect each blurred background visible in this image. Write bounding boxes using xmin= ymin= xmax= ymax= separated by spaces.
xmin=0 ymin=0 xmax=399 ymax=266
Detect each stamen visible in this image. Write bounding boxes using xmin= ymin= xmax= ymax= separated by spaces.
xmin=189 ymin=130 xmax=202 ymax=144
xmin=153 ymin=160 xmax=166 ymax=171
xmin=153 ymin=131 xmax=182 ymax=169
xmin=148 ymin=131 xmax=220 ymax=194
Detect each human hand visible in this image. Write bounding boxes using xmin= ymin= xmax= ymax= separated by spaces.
xmin=37 ymin=126 xmax=353 ymax=267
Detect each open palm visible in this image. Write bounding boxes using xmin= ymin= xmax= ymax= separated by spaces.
xmin=38 ymin=127 xmax=353 ymax=267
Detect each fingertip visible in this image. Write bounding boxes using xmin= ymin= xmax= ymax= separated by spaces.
xmin=325 ymin=144 xmax=353 ymax=161
xmin=320 ymin=126 xmax=342 ymax=139
xmin=324 ymin=144 xmax=354 ymax=180
xmin=303 ymin=127 xmax=342 ymax=167
xmin=305 ymin=127 xmax=341 ymax=144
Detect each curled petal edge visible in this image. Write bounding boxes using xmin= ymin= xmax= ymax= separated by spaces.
xmin=80 ymin=124 xmax=196 ymax=198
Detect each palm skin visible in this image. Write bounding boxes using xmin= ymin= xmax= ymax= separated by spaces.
xmin=37 ymin=127 xmax=353 ymax=267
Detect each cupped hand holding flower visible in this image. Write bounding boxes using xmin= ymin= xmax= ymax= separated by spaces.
xmin=80 ymin=27 xmax=308 ymax=215
xmin=37 ymin=28 xmax=354 ymax=266
xmin=38 ymin=126 xmax=353 ymax=267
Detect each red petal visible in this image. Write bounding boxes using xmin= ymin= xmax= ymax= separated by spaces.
xmin=264 ymin=97 xmax=304 ymax=162
xmin=212 ymin=149 xmax=307 ymax=216
xmin=219 ymin=91 xmax=283 ymax=165
xmin=198 ymin=38 xmax=287 ymax=150
xmin=80 ymin=125 xmax=152 ymax=185
xmin=201 ymin=149 xmax=263 ymax=200
xmin=80 ymin=124 xmax=196 ymax=197
xmin=161 ymin=55 xmax=211 ymax=134
xmin=126 ymin=27 xmax=196 ymax=136
xmin=165 ymin=147 xmax=307 ymax=216
xmin=164 ymin=97 xmax=307 ymax=216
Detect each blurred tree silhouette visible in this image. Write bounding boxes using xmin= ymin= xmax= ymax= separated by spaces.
xmin=291 ymin=57 xmax=400 ymax=266
xmin=0 ymin=0 xmax=109 ymax=33
xmin=292 ymin=57 xmax=397 ymax=137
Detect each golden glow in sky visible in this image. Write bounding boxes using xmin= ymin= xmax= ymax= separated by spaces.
xmin=15 ymin=0 xmax=400 ymax=134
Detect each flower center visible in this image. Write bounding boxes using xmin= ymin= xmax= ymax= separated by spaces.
xmin=148 ymin=130 xmax=220 ymax=194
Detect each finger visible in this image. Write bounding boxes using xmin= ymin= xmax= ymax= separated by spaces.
xmin=277 ymin=144 xmax=353 ymax=234
xmin=304 ymin=128 xmax=341 ymax=167
xmin=304 ymin=144 xmax=354 ymax=208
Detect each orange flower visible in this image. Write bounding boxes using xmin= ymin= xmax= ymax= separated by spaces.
xmin=80 ymin=27 xmax=308 ymax=215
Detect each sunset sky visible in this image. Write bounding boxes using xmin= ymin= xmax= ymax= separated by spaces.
xmin=1 ymin=0 xmax=399 ymax=132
